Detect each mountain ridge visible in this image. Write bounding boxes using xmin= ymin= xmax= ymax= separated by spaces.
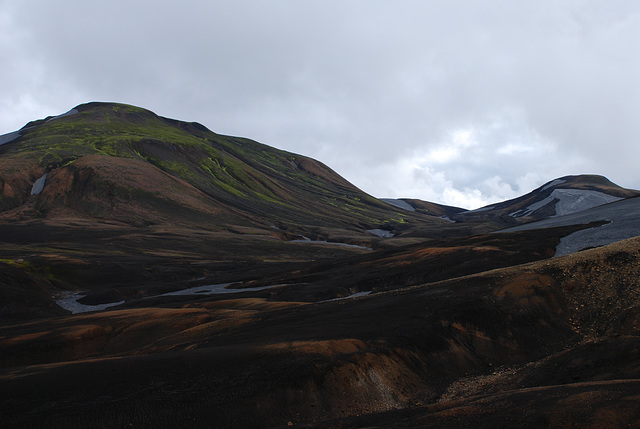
xmin=2 ymin=102 xmax=637 ymax=239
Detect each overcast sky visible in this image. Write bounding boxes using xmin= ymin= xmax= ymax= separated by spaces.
xmin=2 ymin=1 xmax=639 ymax=209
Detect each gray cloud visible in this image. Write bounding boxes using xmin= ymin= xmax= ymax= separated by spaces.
xmin=2 ymin=0 xmax=639 ymax=208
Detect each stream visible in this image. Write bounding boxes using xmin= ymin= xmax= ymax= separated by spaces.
xmin=56 ymin=283 xmax=286 ymax=314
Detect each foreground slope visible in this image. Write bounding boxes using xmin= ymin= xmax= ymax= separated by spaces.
xmin=3 ymin=235 xmax=640 ymax=428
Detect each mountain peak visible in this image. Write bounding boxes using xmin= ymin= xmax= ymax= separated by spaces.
xmin=537 ymin=174 xmax=622 ymax=193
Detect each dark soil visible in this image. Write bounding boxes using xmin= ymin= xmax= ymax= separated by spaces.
xmin=2 ymin=232 xmax=640 ymax=428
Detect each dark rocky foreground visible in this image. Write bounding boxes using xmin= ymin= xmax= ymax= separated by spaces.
xmin=3 ymin=235 xmax=640 ymax=428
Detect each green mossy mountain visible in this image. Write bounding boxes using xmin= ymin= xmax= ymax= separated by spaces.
xmin=0 ymin=102 xmax=444 ymax=239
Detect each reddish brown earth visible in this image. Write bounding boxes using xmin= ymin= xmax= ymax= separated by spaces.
xmin=2 ymin=234 xmax=640 ymax=428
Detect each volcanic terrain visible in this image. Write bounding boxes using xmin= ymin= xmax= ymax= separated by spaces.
xmin=2 ymin=103 xmax=640 ymax=428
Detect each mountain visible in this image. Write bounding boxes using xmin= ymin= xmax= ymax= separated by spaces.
xmin=2 ymin=102 xmax=640 ymax=428
xmin=453 ymin=174 xmax=639 ymax=224
xmin=501 ymin=193 xmax=640 ymax=257
xmin=0 ymin=102 xmax=447 ymax=242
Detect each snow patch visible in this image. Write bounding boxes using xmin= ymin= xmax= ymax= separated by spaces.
xmin=513 ymin=189 xmax=621 ymax=218
xmin=367 ymin=229 xmax=395 ymax=238
xmin=512 ymin=195 xmax=554 ymax=217
xmin=0 ymin=131 xmax=21 ymax=146
xmin=30 ymin=174 xmax=47 ymax=195
xmin=381 ymin=198 xmax=415 ymax=212
xmin=499 ymin=196 xmax=640 ymax=257
xmin=541 ymin=179 xmax=566 ymax=191
xmin=553 ymin=189 xmax=621 ymax=216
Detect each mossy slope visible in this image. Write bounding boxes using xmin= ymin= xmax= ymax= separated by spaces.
xmin=0 ymin=102 xmax=442 ymax=236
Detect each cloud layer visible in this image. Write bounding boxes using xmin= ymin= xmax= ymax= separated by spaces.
xmin=2 ymin=0 xmax=639 ymax=208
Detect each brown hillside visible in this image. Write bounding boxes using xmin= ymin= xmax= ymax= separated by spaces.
xmin=31 ymin=155 xmax=246 ymax=227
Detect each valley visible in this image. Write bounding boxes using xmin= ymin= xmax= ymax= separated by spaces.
xmin=1 ymin=103 xmax=640 ymax=428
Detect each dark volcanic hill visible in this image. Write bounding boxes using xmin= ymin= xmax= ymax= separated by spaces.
xmin=2 ymin=102 xmax=640 ymax=428
xmin=452 ymin=174 xmax=639 ymax=225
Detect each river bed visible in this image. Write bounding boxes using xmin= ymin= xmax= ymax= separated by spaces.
xmin=56 ymin=283 xmax=288 ymax=314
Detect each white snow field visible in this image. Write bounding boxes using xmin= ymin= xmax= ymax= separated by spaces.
xmin=501 ymin=197 xmax=640 ymax=257
xmin=509 ymin=189 xmax=622 ymax=218
xmin=381 ymin=198 xmax=415 ymax=212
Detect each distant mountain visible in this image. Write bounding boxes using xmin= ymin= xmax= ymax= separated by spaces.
xmin=501 ymin=194 xmax=640 ymax=257
xmin=452 ymin=175 xmax=640 ymax=224
xmin=381 ymin=198 xmax=465 ymax=220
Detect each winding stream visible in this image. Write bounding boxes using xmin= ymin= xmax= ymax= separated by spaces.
xmin=160 ymin=283 xmax=285 ymax=296
xmin=56 ymin=283 xmax=286 ymax=314
xmin=56 ymin=293 xmax=125 ymax=314
xmin=57 ymin=282 xmax=375 ymax=314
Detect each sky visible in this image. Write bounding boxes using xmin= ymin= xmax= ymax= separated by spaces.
xmin=1 ymin=1 xmax=639 ymax=209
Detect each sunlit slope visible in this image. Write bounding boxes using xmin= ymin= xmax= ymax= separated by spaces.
xmin=0 ymin=102 xmax=441 ymax=235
